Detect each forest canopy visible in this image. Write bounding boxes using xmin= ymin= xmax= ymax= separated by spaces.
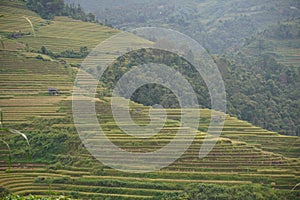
xmin=26 ymin=0 xmax=97 ymax=22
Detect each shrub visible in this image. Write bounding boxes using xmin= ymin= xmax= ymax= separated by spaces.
xmin=35 ymin=55 xmax=43 ymax=60
xmin=91 ymin=165 xmax=104 ymax=175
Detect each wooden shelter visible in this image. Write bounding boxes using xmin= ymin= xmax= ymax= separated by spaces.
xmin=48 ymin=88 xmax=59 ymax=96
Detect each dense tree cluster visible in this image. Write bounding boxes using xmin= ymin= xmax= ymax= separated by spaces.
xmin=100 ymin=47 xmax=299 ymax=136
xmin=100 ymin=49 xmax=210 ymax=109
xmin=26 ymin=0 xmax=97 ymax=22
xmin=75 ymin=0 xmax=299 ymax=53
xmin=162 ymin=183 xmax=295 ymax=200
xmin=36 ymin=45 xmax=89 ymax=59
xmin=223 ymin=54 xmax=300 ymax=136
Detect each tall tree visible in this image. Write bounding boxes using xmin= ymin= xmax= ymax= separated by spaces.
xmin=27 ymin=0 xmax=65 ymax=19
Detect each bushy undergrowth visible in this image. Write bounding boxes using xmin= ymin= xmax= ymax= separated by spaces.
xmin=4 ymin=194 xmax=71 ymax=200
xmin=162 ymin=183 xmax=297 ymax=200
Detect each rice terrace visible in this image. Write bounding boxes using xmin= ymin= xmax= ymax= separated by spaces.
xmin=0 ymin=0 xmax=299 ymax=199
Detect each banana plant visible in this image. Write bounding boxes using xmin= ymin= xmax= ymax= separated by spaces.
xmin=8 ymin=128 xmax=31 ymax=162
xmin=0 ymin=138 xmax=11 ymax=173
xmin=23 ymin=16 xmax=36 ymax=37
xmin=291 ymin=183 xmax=300 ymax=191
xmin=0 ymin=109 xmax=31 ymax=173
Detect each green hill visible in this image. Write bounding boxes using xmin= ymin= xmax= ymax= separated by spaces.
xmin=70 ymin=0 xmax=300 ymax=54
xmin=67 ymin=0 xmax=300 ymax=137
xmin=67 ymin=0 xmax=300 ymax=135
xmin=237 ymin=18 xmax=300 ymax=67
xmin=0 ymin=1 xmax=299 ymax=199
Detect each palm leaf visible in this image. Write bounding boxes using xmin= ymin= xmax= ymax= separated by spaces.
xmin=8 ymin=129 xmax=31 ymax=162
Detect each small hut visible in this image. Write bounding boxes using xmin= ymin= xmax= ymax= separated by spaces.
xmin=48 ymin=88 xmax=59 ymax=96
xmin=59 ymin=59 xmax=66 ymax=65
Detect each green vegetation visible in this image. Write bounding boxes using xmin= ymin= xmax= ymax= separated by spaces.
xmin=73 ymin=0 xmax=300 ymax=136
xmin=74 ymin=0 xmax=299 ymax=53
xmin=163 ymin=183 xmax=296 ymax=200
xmin=26 ymin=0 xmax=97 ymax=22
xmin=0 ymin=99 xmax=299 ymax=199
xmin=0 ymin=0 xmax=299 ymax=199
xmin=4 ymin=194 xmax=71 ymax=200
xmin=100 ymin=48 xmax=210 ymax=108
xmin=34 ymin=46 xmax=89 ymax=59
xmin=99 ymin=47 xmax=300 ymax=136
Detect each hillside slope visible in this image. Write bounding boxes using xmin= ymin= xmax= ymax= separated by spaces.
xmin=67 ymin=0 xmax=300 ymax=137
xmin=236 ymin=18 xmax=300 ymax=67
xmin=0 ymin=1 xmax=299 ymax=199
xmin=0 ymin=0 xmax=118 ymax=125
xmin=69 ymin=0 xmax=300 ymax=54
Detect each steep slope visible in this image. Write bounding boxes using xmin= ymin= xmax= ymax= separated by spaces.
xmin=236 ymin=18 xmax=300 ymax=67
xmin=223 ymin=19 xmax=300 ymax=136
xmin=0 ymin=99 xmax=299 ymax=199
xmin=68 ymin=0 xmax=300 ymax=137
xmin=0 ymin=1 xmax=299 ymax=199
xmin=70 ymin=0 xmax=300 ymax=54
xmin=0 ymin=0 xmax=118 ymax=125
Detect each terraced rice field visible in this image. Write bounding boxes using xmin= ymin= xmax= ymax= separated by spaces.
xmin=2 ymin=96 xmax=299 ymax=198
xmin=0 ymin=0 xmax=121 ymax=125
xmin=0 ymin=51 xmax=72 ymax=124
xmin=15 ymin=16 xmax=119 ymax=54
xmin=276 ymin=45 xmax=300 ymax=67
xmin=0 ymin=0 xmax=119 ymax=66
xmin=0 ymin=0 xmax=44 ymax=33
xmin=0 ymin=1 xmax=299 ymax=199
xmin=0 ymin=106 xmax=299 ymax=199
